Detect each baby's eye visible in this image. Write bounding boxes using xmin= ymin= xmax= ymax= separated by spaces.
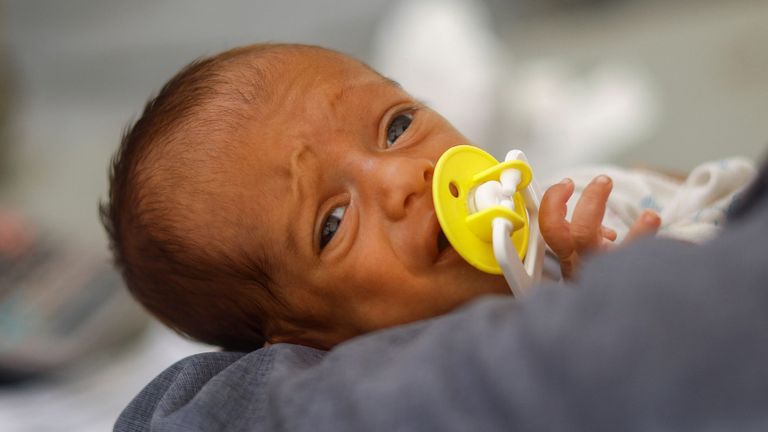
xmin=386 ymin=113 xmax=413 ymax=147
xmin=320 ymin=206 xmax=346 ymax=249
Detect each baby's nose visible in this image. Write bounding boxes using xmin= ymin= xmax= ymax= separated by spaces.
xmin=372 ymin=156 xmax=434 ymax=220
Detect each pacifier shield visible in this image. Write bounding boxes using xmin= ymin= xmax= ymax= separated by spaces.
xmin=432 ymin=145 xmax=530 ymax=274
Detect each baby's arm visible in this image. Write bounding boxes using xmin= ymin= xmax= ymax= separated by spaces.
xmin=539 ymin=175 xmax=661 ymax=279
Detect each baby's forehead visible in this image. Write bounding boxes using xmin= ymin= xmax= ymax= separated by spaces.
xmin=254 ymin=47 xmax=397 ymax=99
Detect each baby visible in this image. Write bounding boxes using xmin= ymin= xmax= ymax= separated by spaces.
xmin=100 ymin=44 xmax=662 ymax=351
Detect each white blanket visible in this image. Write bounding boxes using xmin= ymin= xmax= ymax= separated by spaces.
xmin=551 ymin=158 xmax=757 ymax=243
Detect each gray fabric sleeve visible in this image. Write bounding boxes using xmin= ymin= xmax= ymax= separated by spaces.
xmin=114 ymin=351 xmax=246 ymax=432
xmin=116 ymin=163 xmax=768 ymax=432
xmin=271 ymin=187 xmax=768 ymax=431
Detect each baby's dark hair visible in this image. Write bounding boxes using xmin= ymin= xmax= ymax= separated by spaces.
xmin=100 ymin=44 xmax=303 ymax=351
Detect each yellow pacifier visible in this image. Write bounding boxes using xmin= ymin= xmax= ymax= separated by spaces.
xmin=432 ymin=145 xmax=533 ymax=275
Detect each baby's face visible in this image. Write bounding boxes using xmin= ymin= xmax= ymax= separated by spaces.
xmin=226 ymin=48 xmax=509 ymax=348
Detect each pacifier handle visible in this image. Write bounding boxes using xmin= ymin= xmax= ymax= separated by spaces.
xmin=491 ymin=150 xmax=545 ymax=296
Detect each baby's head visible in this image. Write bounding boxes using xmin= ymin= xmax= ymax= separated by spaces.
xmin=101 ymin=44 xmax=508 ymax=351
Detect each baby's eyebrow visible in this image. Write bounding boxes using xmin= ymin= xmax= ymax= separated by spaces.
xmin=381 ymin=77 xmax=402 ymax=90
xmin=379 ymin=77 xmax=428 ymax=108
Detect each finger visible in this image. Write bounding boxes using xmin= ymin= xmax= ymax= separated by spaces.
xmin=539 ymin=178 xmax=576 ymax=259
xmin=570 ymin=175 xmax=613 ymax=252
xmin=601 ymin=237 xmax=617 ymax=250
xmin=601 ymin=226 xmax=618 ymax=242
xmin=624 ymin=210 xmax=661 ymax=243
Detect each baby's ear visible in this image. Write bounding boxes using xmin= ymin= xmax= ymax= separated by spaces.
xmin=267 ymin=325 xmax=342 ymax=350
xmin=265 ymin=333 xmax=284 ymax=345
xmin=266 ymin=332 xmax=310 ymax=348
xmin=264 ymin=323 xmax=298 ymax=346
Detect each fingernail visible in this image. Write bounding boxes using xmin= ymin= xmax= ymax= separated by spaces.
xmin=643 ymin=210 xmax=660 ymax=223
xmin=595 ymin=175 xmax=611 ymax=185
xmin=559 ymin=177 xmax=573 ymax=185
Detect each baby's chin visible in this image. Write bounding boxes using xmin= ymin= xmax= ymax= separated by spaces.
xmin=476 ymin=273 xmax=512 ymax=296
xmin=434 ymin=245 xmax=510 ymax=294
xmin=445 ymin=261 xmax=511 ymax=297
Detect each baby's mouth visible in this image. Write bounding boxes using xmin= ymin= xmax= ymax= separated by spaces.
xmin=436 ymin=228 xmax=451 ymax=255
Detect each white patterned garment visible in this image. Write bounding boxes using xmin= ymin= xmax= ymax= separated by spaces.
xmin=548 ymin=158 xmax=757 ymax=243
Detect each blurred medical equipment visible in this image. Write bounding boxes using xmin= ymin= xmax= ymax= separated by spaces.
xmin=0 ymin=224 xmax=147 ymax=383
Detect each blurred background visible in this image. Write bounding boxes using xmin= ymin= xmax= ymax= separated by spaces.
xmin=0 ymin=0 xmax=766 ymax=430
